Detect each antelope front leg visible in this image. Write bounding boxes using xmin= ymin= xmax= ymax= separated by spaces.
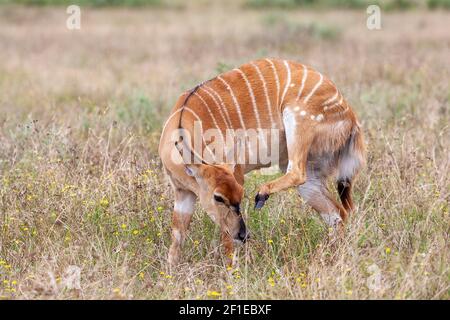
xmin=168 ymin=190 xmax=196 ymax=268
xmin=255 ymin=117 xmax=313 ymax=209
xmin=255 ymin=162 xmax=307 ymax=209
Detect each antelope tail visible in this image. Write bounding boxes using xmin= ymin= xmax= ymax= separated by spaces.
xmin=337 ymin=123 xmax=366 ymax=183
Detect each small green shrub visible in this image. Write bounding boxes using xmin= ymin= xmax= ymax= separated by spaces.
xmin=428 ymin=0 xmax=450 ymax=9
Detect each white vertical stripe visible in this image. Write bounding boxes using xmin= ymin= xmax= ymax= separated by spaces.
xmin=296 ymin=64 xmax=308 ymax=101
xmin=184 ymin=107 xmax=216 ymax=162
xmin=217 ymin=75 xmax=246 ymax=130
xmin=202 ymin=85 xmax=233 ymax=129
xmin=280 ymin=60 xmax=291 ymax=105
xmin=265 ymin=59 xmax=280 ymax=109
xmin=303 ymin=72 xmax=323 ymax=104
xmin=250 ymin=61 xmax=276 ymax=127
xmin=235 ymin=68 xmax=262 ymax=129
xmin=193 ymin=92 xmax=225 ymax=143
xmin=328 ymin=95 xmax=345 ymax=111
xmin=322 ymin=87 xmax=339 ymax=106
xmin=235 ymin=67 xmax=268 ymax=150
xmin=198 ymin=87 xmax=231 ymax=131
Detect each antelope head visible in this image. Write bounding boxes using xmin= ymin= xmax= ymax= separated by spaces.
xmin=185 ymin=163 xmax=249 ymax=244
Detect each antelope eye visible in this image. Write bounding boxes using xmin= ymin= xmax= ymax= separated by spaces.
xmin=214 ymin=194 xmax=225 ymax=203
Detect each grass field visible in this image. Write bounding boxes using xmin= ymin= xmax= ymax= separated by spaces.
xmin=0 ymin=3 xmax=449 ymax=299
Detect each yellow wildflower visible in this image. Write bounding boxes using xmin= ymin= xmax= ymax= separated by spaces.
xmin=207 ymin=290 xmax=221 ymax=297
xmin=100 ymin=197 xmax=109 ymax=207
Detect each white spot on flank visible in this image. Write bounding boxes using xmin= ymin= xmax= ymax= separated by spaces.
xmin=290 ymin=83 xmax=295 ymax=87
xmin=300 ymin=110 xmax=306 ymax=116
xmin=294 ymin=106 xmax=300 ymax=111
xmin=316 ymin=114 xmax=324 ymax=122
xmin=282 ymin=108 xmax=296 ymax=148
xmin=310 ymin=115 xmax=315 ymax=120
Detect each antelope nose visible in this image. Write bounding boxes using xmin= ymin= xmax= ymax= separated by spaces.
xmin=238 ymin=230 xmax=250 ymax=243
xmin=238 ymin=219 xmax=250 ymax=243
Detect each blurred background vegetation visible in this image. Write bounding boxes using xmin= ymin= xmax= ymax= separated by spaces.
xmin=1 ymin=0 xmax=450 ymax=9
xmin=0 ymin=0 xmax=448 ymax=300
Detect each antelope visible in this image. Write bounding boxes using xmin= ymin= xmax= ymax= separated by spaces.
xmin=159 ymin=58 xmax=365 ymax=267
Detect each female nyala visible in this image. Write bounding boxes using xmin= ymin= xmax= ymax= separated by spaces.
xmin=159 ymin=58 xmax=365 ymax=266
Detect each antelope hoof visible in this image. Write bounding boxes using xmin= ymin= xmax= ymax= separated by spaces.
xmin=254 ymin=193 xmax=269 ymax=210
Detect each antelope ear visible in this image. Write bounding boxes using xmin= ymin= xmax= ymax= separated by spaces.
xmin=185 ymin=165 xmax=197 ymax=177
xmin=185 ymin=164 xmax=202 ymax=177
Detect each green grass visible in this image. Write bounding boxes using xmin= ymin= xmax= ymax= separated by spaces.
xmin=0 ymin=6 xmax=448 ymax=300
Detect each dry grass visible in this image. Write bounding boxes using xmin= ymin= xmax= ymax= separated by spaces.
xmin=0 ymin=4 xmax=449 ymax=299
